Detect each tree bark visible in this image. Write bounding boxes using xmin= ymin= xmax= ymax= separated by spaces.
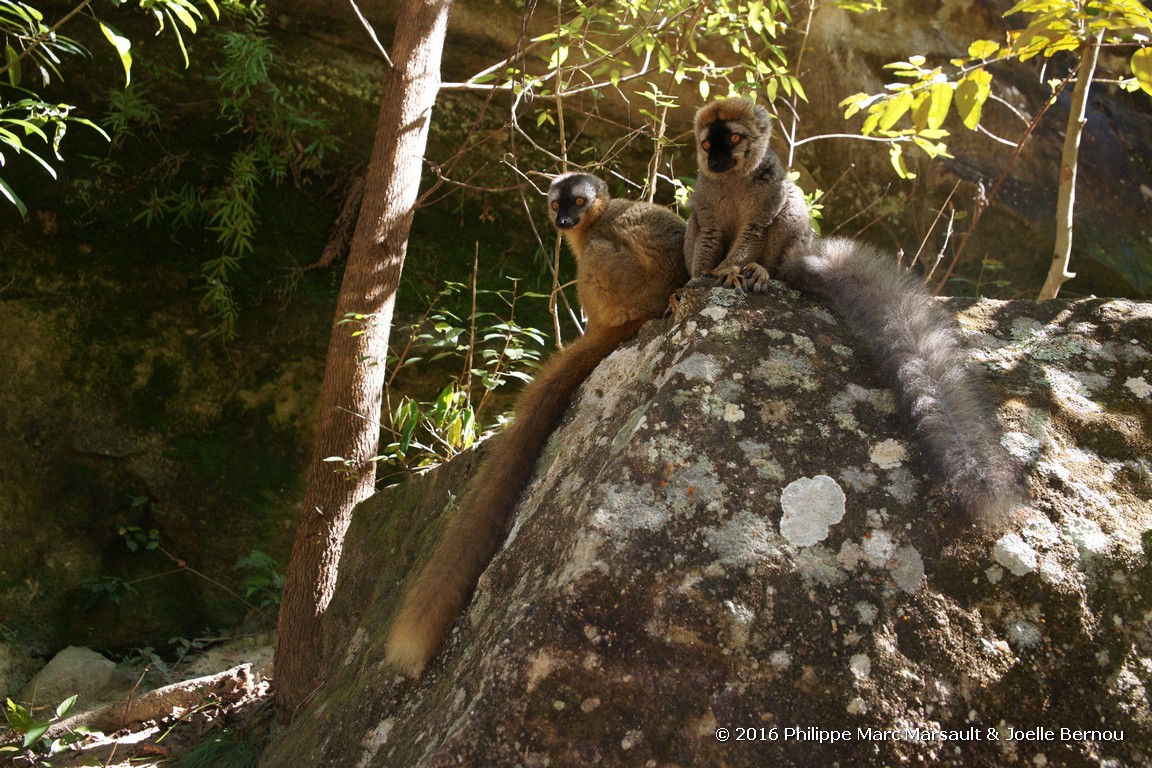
xmin=273 ymin=0 xmax=453 ymax=722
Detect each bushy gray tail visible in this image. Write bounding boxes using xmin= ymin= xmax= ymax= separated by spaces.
xmin=781 ymin=237 xmax=1024 ymax=530
xmin=385 ymin=319 xmax=647 ymax=676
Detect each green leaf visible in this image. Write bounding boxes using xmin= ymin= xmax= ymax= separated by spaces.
xmin=1131 ymin=48 xmax=1152 ymax=98
xmin=699 ymin=79 xmax=710 ymax=100
xmin=55 ymin=694 xmax=78 ymax=719
xmin=99 ymin=21 xmax=133 ymax=86
xmin=4 ymin=44 xmax=21 ymax=87
xmin=22 ymin=720 xmax=50 ymax=748
xmin=0 ymin=177 xmax=29 ymax=218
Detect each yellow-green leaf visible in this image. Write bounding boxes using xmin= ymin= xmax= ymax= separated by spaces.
xmin=1131 ymin=48 xmax=1152 ymax=98
xmin=99 ymin=21 xmax=133 ymax=86
xmin=878 ymin=90 xmax=914 ymax=131
xmin=955 ymin=69 xmax=992 ymax=130
xmin=968 ymin=40 xmax=1000 ymax=59
xmin=547 ymin=45 xmax=569 ymax=70
xmin=699 ymin=79 xmax=710 ymax=100
xmin=926 ymin=82 xmax=953 ymax=130
xmin=889 ymin=143 xmax=916 ymax=179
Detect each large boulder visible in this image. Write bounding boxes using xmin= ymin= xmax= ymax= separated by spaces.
xmin=262 ymin=282 xmax=1152 ymax=767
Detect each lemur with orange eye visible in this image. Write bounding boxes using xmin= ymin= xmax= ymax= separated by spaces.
xmin=384 ymin=173 xmax=688 ymax=677
xmin=686 ymin=96 xmax=1026 ymax=531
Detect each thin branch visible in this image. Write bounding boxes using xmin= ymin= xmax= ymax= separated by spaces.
xmin=347 ymin=0 xmax=394 ymax=67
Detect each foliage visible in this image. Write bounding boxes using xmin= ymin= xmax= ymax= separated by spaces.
xmin=838 ymin=0 xmax=1152 ymax=297
xmin=1 ymin=694 xmax=93 ymax=762
xmin=234 ymin=549 xmax=284 ymax=608
xmin=175 ymin=728 xmax=261 ymax=768
xmin=0 ymin=0 xmax=252 ymax=215
xmin=81 ymin=521 xmax=281 ymax=618
xmin=134 ymin=13 xmax=339 ymax=339
xmin=841 ymin=0 xmax=1152 ymax=175
xmin=324 ymin=278 xmax=549 ymax=484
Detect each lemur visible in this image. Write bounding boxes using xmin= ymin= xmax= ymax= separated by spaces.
xmin=687 ymin=96 xmax=1025 ymax=530
xmin=385 ymin=173 xmax=689 ymax=676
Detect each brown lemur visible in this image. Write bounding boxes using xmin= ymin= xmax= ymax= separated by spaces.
xmin=686 ymin=96 xmax=1025 ymax=530
xmin=385 ymin=173 xmax=689 ymax=676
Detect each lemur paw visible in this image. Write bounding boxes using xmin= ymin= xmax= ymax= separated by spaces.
xmin=708 ymin=264 xmax=771 ymax=293
xmin=741 ymin=264 xmax=772 ymax=293
xmin=708 ymin=265 xmax=748 ymax=291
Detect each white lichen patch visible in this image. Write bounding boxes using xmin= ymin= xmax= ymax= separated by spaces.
xmin=704 ymin=510 xmax=785 ymax=567
xmin=723 ymin=402 xmax=745 ymax=423
xmin=593 ymin=485 xmax=672 ymax=534
xmin=849 ymin=653 xmax=872 ymax=680
xmin=862 ymin=529 xmax=897 ymax=567
xmin=870 ymin=437 xmax=907 ymax=469
xmin=1044 ymin=368 xmax=1103 ymax=414
xmin=855 ymin=602 xmax=878 ymax=624
xmin=883 ymin=466 xmax=918 ymax=505
xmin=889 ymin=545 xmax=926 ymax=593
xmin=1125 ymin=376 xmax=1151 ymax=398
xmin=790 ymin=333 xmax=816 ymax=356
xmin=839 ymin=467 xmax=879 ymax=493
xmin=753 ymin=349 xmax=818 ymax=391
xmin=1005 ymin=618 xmax=1044 ymax=650
xmin=779 ymin=475 xmax=847 ymax=547
xmin=1062 ymin=513 xmax=1111 ymax=560
xmin=670 ymin=352 xmax=723 ymax=383
xmin=770 ymin=650 xmax=792 ymax=669
xmin=994 ymin=533 xmax=1039 ymax=576
xmin=796 ymin=545 xmax=847 ymax=586
xmin=700 ymin=303 xmax=729 ymax=323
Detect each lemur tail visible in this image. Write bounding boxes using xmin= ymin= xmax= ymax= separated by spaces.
xmin=384 ymin=318 xmax=648 ymax=676
xmin=781 ymin=237 xmax=1024 ymax=531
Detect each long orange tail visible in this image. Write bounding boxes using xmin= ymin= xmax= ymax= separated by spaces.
xmin=385 ymin=319 xmax=647 ymax=675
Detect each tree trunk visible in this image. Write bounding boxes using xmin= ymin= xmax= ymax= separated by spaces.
xmin=1037 ymin=30 xmax=1101 ymax=301
xmin=273 ymin=0 xmax=453 ymax=722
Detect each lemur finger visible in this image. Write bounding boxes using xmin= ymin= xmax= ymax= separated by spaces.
xmin=742 ymin=264 xmax=772 ymax=293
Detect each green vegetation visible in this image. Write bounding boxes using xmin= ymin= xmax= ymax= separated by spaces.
xmin=839 ymin=0 xmax=1152 ymax=297
xmin=1 ymin=694 xmax=91 ymax=763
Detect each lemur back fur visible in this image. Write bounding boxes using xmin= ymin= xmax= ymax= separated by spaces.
xmin=385 ymin=173 xmax=688 ymax=676
xmin=688 ymin=96 xmax=1025 ymax=529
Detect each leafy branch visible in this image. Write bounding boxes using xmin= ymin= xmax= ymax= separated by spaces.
xmin=838 ymin=0 xmax=1152 ymax=297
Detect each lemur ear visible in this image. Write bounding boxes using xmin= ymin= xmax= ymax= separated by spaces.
xmin=753 ymin=103 xmax=771 ymax=132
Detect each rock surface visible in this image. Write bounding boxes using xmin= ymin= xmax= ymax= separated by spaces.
xmin=262 ymin=283 xmax=1152 ymax=767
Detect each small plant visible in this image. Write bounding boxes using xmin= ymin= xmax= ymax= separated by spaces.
xmin=234 ymin=550 xmax=284 ymax=608
xmin=1 ymin=694 xmax=94 ymax=763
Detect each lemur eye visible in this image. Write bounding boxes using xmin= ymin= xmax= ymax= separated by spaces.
xmin=575 ymin=197 xmax=586 ymax=206
xmin=551 ymin=201 xmax=559 ymax=211
xmin=730 ymin=134 xmax=742 ymax=144
xmin=701 ymin=140 xmax=712 ymax=151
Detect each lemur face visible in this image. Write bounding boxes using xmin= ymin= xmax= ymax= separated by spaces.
xmin=548 ymin=173 xmax=603 ymax=230
xmin=694 ymin=98 xmax=772 ymax=178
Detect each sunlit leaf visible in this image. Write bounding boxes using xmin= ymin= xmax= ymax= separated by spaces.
xmin=1131 ymin=47 xmax=1152 ymax=97
xmin=99 ymin=21 xmax=133 ymax=86
xmin=955 ymin=69 xmax=992 ymax=130
xmin=877 ymin=90 xmax=914 ymax=131
xmin=889 ymin=143 xmax=916 ymax=179
xmin=968 ymin=39 xmax=1000 ymax=59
